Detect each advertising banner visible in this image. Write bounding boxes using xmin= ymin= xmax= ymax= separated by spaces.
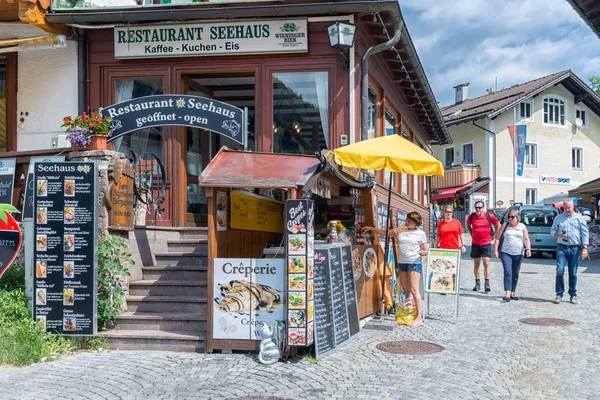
xmin=102 ymin=95 xmax=243 ymax=144
xmin=32 ymin=162 xmax=98 ymax=335
xmin=284 ymin=199 xmax=315 ymax=347
xmin=114 ymin=19 xmax=308 ymax=59
xmin=425 ymin=248 xmax=461 ymax=294
xmin=212 ymin=258 xmax=284 ymax=340
xmin=508 ymin=125 xmax=527 ymax=176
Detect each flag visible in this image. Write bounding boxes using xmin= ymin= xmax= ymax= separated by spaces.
xmin=507 ymin=125 xmax=527 ymax=176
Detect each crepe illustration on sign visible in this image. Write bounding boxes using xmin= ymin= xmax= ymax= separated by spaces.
xmin=288 ymin=291 xmax=305 ymax=309
xmin=288 ymin=328 xmax=306 ymax=345
xmin=288 ymin=256 xmax=306 ymax=273
xmin=430 ymin=273 xmax=455 ymax=291
xmin=216 ymin=279 xmax=282 ymax=312
xmin=288 ymin=235 xmax=306 ymax=254
xmin=288 ymin=310 xmax=306 ymax=328
xmin=352 ymin=248 xmax=362 ymax=280
xmin=288 ymin=274 xmax=306 ymax=291
xmin=430 ymin=258 xmax=457 ymax=273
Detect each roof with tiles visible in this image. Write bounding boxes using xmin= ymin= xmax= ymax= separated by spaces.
xmin=441 ymin=70 xmax=572 ymax=125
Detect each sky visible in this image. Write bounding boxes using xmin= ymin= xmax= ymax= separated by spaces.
xmin=401 ymin=0 xmax=600 ymax=107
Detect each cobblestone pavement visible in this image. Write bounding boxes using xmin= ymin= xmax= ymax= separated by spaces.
xmin=2 ymin=248 xmax=599 ymax=400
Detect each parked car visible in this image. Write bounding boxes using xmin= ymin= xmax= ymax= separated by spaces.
xmin=502 ymin=204 xmax=558 ymax=258
xmin=488 ymin=207 xmax=507 ymax=220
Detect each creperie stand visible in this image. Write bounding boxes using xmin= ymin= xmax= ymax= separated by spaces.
xmin=200 ymin=149 xmax=393 ymax=355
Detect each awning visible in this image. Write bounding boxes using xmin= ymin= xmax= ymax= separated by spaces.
xmin=0 ymin=35 xmax=67 ymax=54
xmin=569 ymin=177 xmax=600 ymax=199
xmin=198 ymin=148 xmax=322 ymax=189
xmin=431 ymin=182 xmax=473 ymax=200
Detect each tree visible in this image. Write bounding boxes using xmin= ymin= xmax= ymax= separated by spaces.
xmin=589 ymin=76 xmax=600 ymax=95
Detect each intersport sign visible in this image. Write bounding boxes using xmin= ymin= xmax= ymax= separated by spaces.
xmin=114 ymin=19 xmax=308 ymax=59
xmin=539 ymin=175 xmax=572 ymax=185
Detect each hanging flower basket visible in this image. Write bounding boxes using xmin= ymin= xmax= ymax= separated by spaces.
xmin=62 ymin=112 xmax=113 ymax=151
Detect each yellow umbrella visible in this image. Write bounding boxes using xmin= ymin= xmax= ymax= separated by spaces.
xmin=333 ymin=134 xmax=444 ymax=176
xmin=334 ymin=134 xmax=444 ymax=320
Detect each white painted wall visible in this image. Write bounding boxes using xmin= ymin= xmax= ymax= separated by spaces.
xmin=0 ymin=23 xmax=79 ymax=151
xmin=439 ymin=83 xmax=600 ymax=208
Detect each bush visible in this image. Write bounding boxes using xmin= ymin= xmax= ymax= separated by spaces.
xmin=0 ymin=290 xmax=77 ymax=366
xmin=97 ymin=235 xmax=132 ymax=328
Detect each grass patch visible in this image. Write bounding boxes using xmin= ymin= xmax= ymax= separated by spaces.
xmin=303 ymin=355 xmax=319 ymax=365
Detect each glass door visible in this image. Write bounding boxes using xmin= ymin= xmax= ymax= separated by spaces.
xmin=184 ymin=73 xmax=254 ymax=224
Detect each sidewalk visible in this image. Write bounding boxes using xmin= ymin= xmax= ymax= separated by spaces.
xmin=1 ymin=248 xmax=599 ymax=400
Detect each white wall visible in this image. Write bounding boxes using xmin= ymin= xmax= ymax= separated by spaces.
xmin=0 ymin=23 xmax=79 ymax=151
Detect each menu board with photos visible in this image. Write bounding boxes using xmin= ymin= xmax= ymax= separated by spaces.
xmin=284 ymin=199 xmax=315 ymax=347
xmin=22 ymin=156 xmax=65 ymax=220
xmin=313 ymin=243 xmax=360 ymax=359
xmin=32 ymin=162 xmax=98 ymax=335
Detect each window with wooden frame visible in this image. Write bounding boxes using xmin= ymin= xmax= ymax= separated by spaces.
xmin=0 ymin=54 xmax=16 ymax=152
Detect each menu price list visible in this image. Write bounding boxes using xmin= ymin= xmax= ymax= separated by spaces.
xmin=313 ymin=243 xmax=361 ymax=359
xmin=285 ymin=199 xmax=314 ymax=347
xmin=33 ymin=162 xmax=97 ymax=336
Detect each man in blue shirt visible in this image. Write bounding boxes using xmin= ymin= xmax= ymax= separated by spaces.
xmin=550 ymin=199 xmax=589 ymax=304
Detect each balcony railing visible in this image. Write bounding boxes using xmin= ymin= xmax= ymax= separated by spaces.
xmin=432 ymin=164 xmax=480 ymax=189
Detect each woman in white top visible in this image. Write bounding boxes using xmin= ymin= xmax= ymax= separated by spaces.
xmin=364 ymin=212 xmax=428 ymax=326
xmin=493 ymin=210 xmax=531 ymax=302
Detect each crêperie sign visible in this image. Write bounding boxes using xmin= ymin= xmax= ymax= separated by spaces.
xmin=0 ymin=211 xmax=22 ymax=279
xmin=101 ymin=95 xmax=243 ymax=145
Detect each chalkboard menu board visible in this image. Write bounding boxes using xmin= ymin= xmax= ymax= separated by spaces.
xmin=0 ymin=158 xmax=15 ymax=205
xmin=22 ymin=156 xmax=65 ymax=220
xmin=32 ymin=162 xmax=98 ymax=335
xmin=313 ymin=243 xmax=360 ymax=358
xmin=340 ymin=245 xmax=360 ymax=337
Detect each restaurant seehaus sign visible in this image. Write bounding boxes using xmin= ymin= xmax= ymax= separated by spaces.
xmin=114 ymin=19 xmax=308 ymax=59
xmin=102 ymin=95 xmax=243 ymax=145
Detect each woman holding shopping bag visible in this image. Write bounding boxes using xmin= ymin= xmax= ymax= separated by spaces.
xmin=494 ymin=210 xmax=532 ymax=302
xmin=364 ymin=211 xmax=428 ymax=326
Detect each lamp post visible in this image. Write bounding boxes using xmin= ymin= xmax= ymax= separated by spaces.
xmin=326 ymin=21 xmax=357 ymax=71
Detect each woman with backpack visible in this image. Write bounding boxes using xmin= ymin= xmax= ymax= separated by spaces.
xmin=493 ymin=209 xmax=532 ymax=302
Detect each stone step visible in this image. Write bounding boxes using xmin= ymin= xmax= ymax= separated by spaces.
xmin=129 ymin=280 xmax=208 ymax=297
xmin=178 ymin=227 xmax=208 ymax=240
xmin=142 ymin=265 xmax=208 ymax=281
xmin=167 ymin=239 xmax=208 ymax=254
xmin=127 ymin=295 xmax=207 ymax=313
xmin=115 ymin=312 xmax=206 ymax=332
xmin=101 ymin=329 xmax=205 ymax=352
xmin=154 ymin=252 xmax=208 ymax=267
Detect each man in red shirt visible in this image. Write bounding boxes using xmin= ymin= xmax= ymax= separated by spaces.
xmin=467 ymin=201 xmax=501 ymax=293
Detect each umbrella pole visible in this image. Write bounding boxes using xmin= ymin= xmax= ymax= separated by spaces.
xmin=380 ymin=172 xmax=393 ymax=321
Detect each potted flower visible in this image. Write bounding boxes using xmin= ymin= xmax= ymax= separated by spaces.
xmin=62 ymin=111 xmax=112 ymax=151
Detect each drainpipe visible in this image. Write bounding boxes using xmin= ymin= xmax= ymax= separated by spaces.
xmin=472 ymin=119 xmax=496 ymax=206
xmin=75 ymin=28 xmax=87 ymax=114
xmin=360 ymin=16 xmax=404 ymax=140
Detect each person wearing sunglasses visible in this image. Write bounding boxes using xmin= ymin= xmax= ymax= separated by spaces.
xmin=466 ymin=201 xmax=501 ymax=293
xmin=493 ymin=210 xmax=531 ymax=302
xmin=434 ymin=205 xmax=466 ymax=252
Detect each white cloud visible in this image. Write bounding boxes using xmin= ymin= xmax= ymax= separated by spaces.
xmin=402 ymin=0 xmax=600 ymax=105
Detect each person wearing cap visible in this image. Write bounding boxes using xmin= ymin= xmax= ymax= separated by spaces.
xmin=434 ymin=205 xmax=466 ymax=253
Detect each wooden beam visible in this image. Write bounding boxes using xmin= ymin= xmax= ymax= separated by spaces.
xmin=575 ymin=92 xmax=589 ymax=103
